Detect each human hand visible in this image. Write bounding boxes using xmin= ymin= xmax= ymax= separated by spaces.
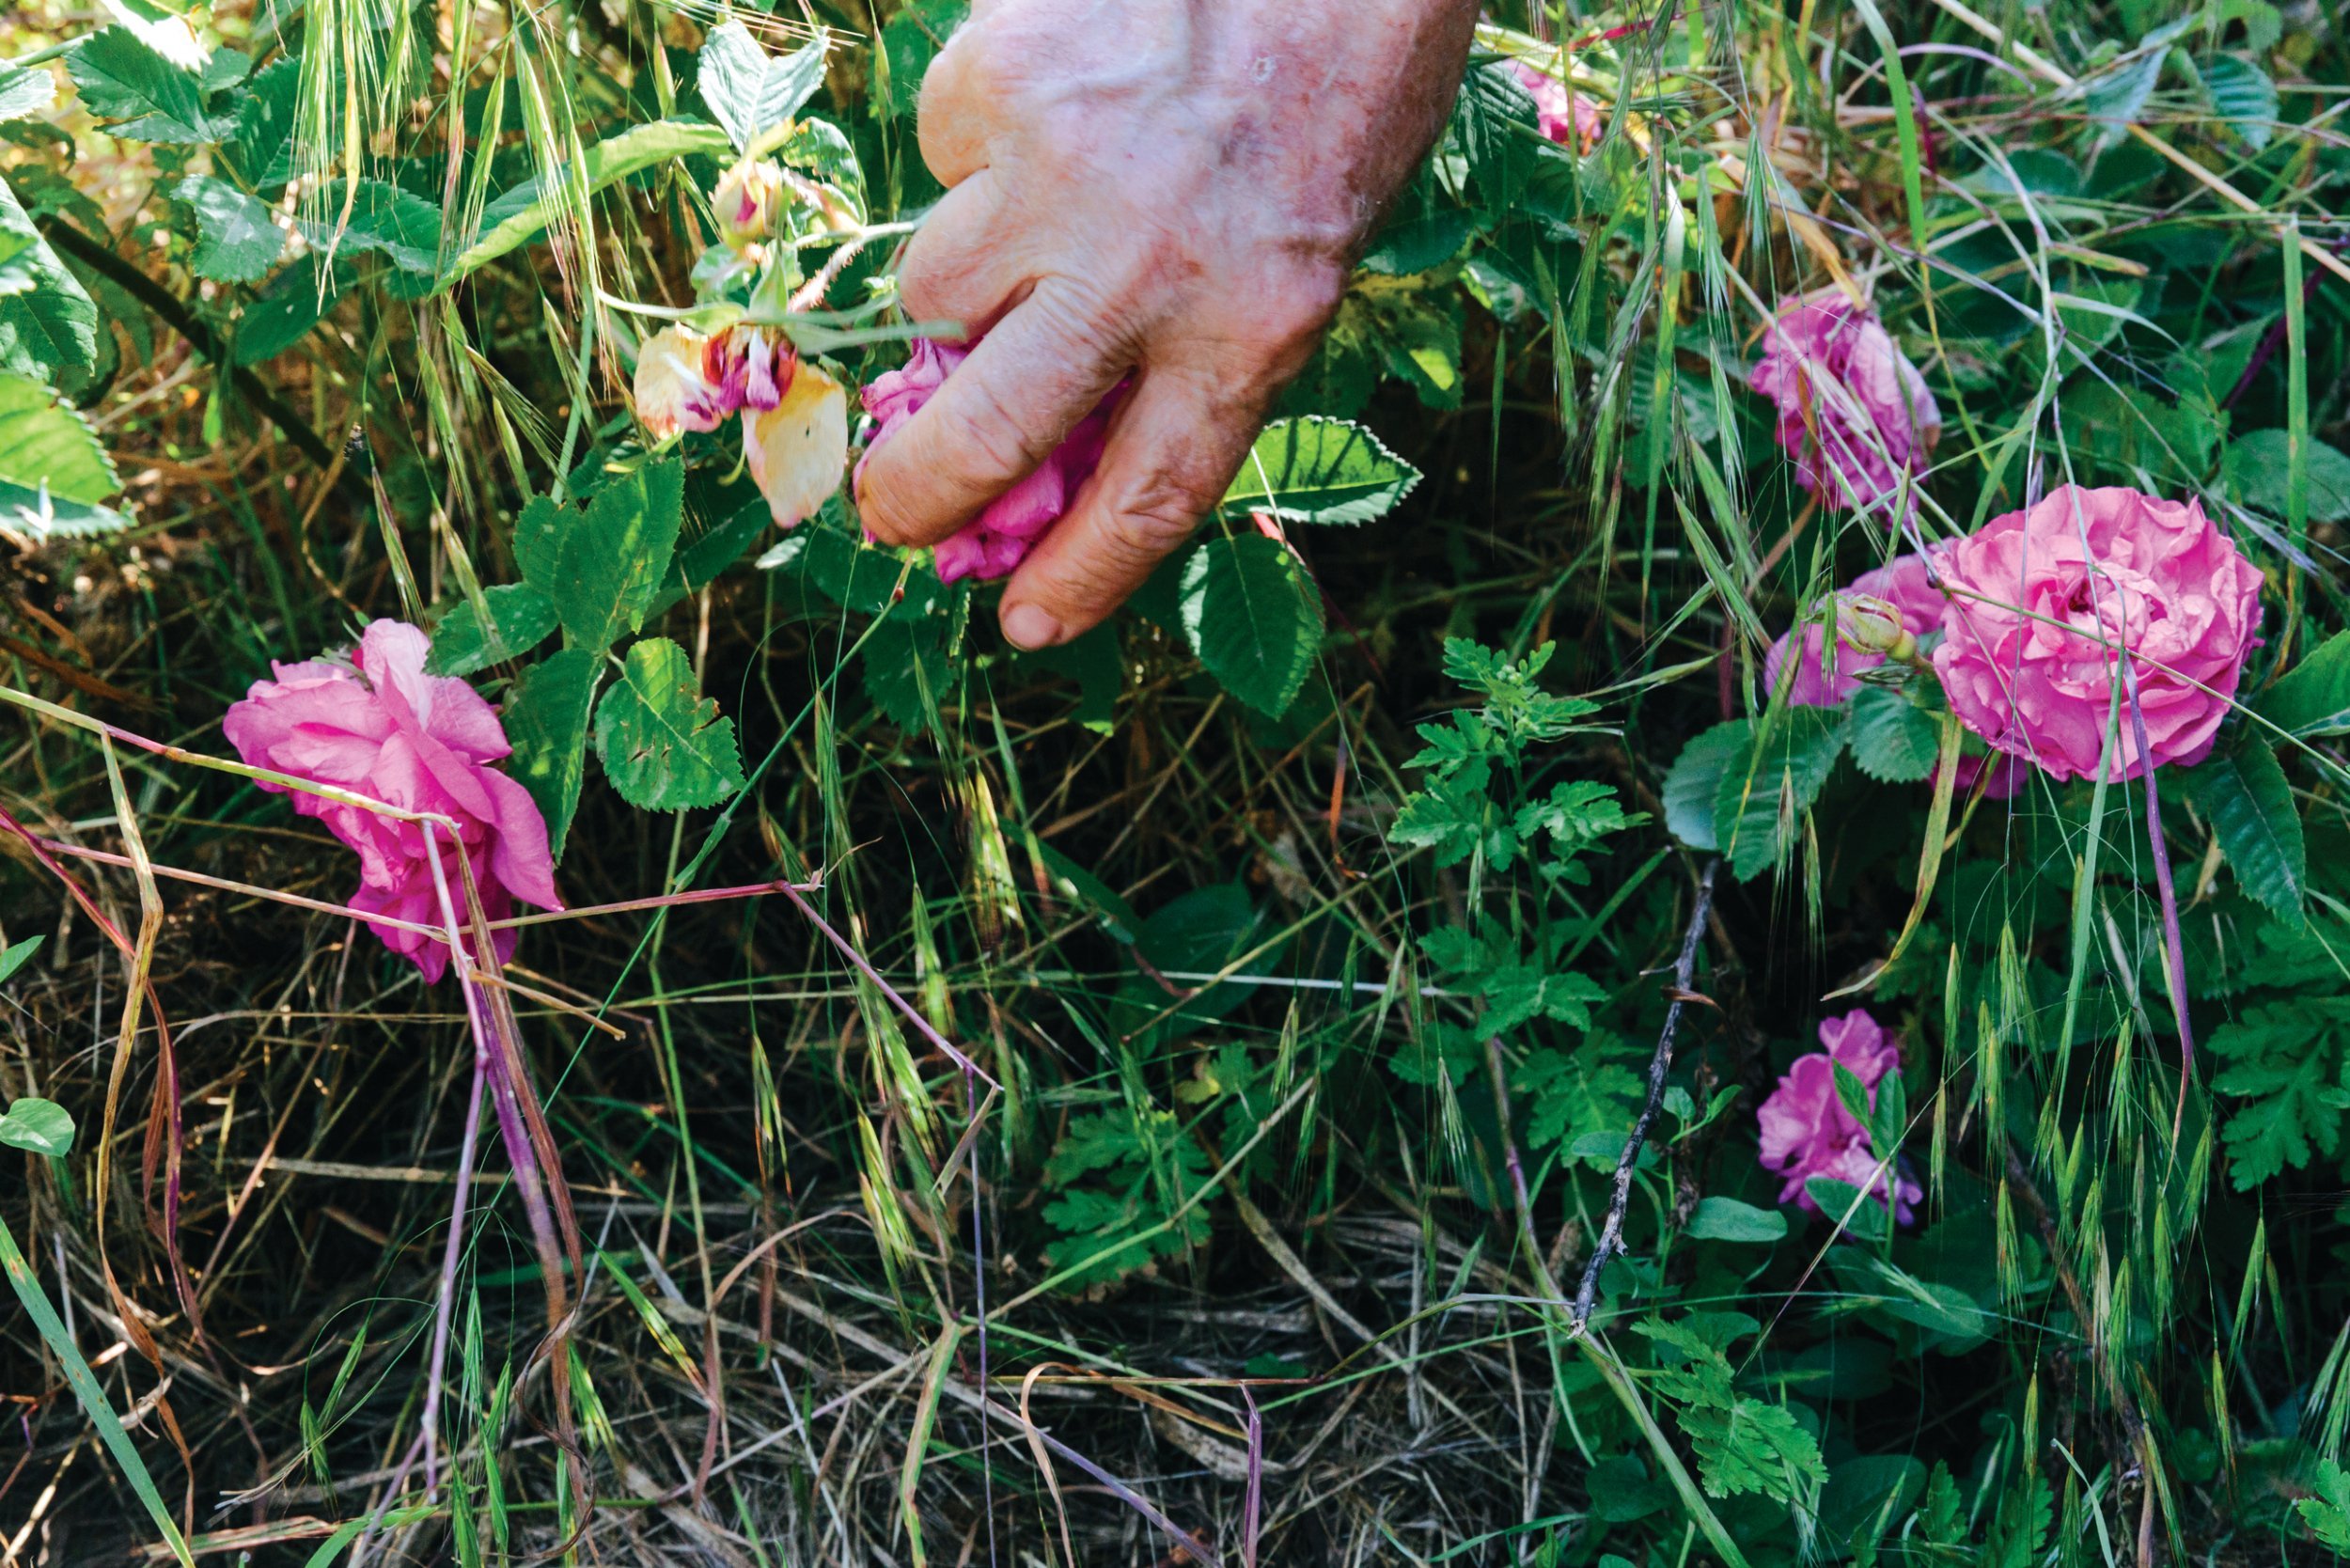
xmin=855 ymin=0 xmax=1480 ymax=649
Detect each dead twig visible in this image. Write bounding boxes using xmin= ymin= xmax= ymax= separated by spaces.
xmin=1572 ymin=857 xmax=1718 ymax=1327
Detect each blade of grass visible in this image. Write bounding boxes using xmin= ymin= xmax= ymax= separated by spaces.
xmin=0 ymin=1215 xmax=195 ymax=1568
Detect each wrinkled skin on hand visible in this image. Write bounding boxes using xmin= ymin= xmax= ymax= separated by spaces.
xmin=856 ymin=0 xmax=1480 ymax=648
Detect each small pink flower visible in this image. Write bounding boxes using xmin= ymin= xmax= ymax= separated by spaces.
xmin=1750 ymin=297 xmax=1941 ymax=518
xmin=855 ymin=339 xmax=1121 ymax=584
xmin=1932 ymin=485 xmax=2264 ymax=783
xmin=1764 ymin=552 xmax=1946 ymax=707
xmin=1757 ymin=1009 xmax=1921 ymax=1225
xmin=223 ymin=621 xmax=561 ymax=981
xmin=1512 ymin=62 xmax=1604 ymax=154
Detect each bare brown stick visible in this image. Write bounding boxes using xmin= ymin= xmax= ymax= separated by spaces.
xmin=1572 ymin=857 xmax=1718 ymax=1327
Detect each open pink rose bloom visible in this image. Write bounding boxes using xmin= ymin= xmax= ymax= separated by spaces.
xmin=1757 ymin=1008 xmax=1920 ymax=1225
xmin=856 ymin=338 xmax=1120 ymax=584
xmin=223 ymin=620 xmax=561 ymax=981
xmin=1933 ymin=485 xmax=2263 ymax=783
xmin=1750 ymin=298 xmax=1940 ymax=518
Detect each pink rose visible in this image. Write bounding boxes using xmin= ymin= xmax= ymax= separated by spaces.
xmin=1764 ymin=552 xmax=1945 ymax=706
xmin=1756 ymin=1009 xmax=1920 ymax=1225
xmin=855 ymin=338 xmax=1120 ymax=585
xmin=1931 ymin=486 xmax=2264 ymax=783
xmin=223 ymin=620 xmax=561 ymax=981
xmin=1750 ymin=298 xmax=1941 ymax=518
xmin=1512 ymin=62 xmax=1604 ymax=154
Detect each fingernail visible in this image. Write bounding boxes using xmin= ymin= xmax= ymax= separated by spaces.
xmin=1002 ymin=603 xmax=1061 ymax=651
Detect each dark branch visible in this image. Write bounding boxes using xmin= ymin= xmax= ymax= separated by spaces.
xmin=39 ymin=217 xmax=347 ymax=478
xmin=1573 ymin=855 xmax=1719 ymax=1327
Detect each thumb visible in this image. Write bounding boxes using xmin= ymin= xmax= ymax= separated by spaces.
xmin=996 ymin=369 xmax=1262 ymax=650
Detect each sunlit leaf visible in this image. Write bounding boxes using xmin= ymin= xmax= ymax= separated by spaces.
xmin=1216 ymin=416 xmax=1421 ymax=526
xmin=698 ymin=24 xmax=827 ymax=154
xmin=178 ymin=176 xmax=285 ymax=283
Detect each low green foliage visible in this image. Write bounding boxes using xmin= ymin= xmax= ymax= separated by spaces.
xmin=8 ymin=0 xmax=2350 ymax=1561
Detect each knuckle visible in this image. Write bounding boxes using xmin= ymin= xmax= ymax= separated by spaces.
xmin=1110 ymin=475 xmax=1209 ymax=558
xmin=1028 ymin=276 xmax=1126 ymax=357
xmin=1250 ymin=262 xmax=1347 ymax=351
xmin=1278 ymin=263 xmax=1350 ymax=332
xmin=892 ymin=238 xmax=957 ymax=321
xmin=934 ymin=377 xmax=1052 ymax=489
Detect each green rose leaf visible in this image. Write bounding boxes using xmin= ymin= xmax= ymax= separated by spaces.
xmin=592 ymin=637 xmax=746 ymax=810
xmin=0 ymin=374 xmax=125 ymax=538
xmin=2259 ymin=629 xmax=2350 ymax=739
xmin=502 ymin=648 xmax=603 ymax=860
xmin=1661 ymin=719 xmax=1751 ymax=852
xmin=1847 ymin=687 xmax=1939 ymax=784
xmin=426 ymin=583 xmax=559 ymax=677
xmin=0 ymin=180 xmax=99 ymax=392
xmin=450 ymin=120 xmax=735 ymax=282
xmin=219 ymin=56 xmax=298 ymax=190
xmin=234 ymin=256 xmax=353 ymax=366
xmin=179 ymin=176 xmax=286 ymax=283
xmin=1179 ymin=534 xmax=1324 ymax=718
xmin=67 ymin=25 xmax=228 ymax=143
xmin=299 ymin=180 xmax=442 ymax=275
xmin=2228 ymin=430 xmax=2350 ymax=524
xmin=0 ymin=1097 xmax=74 ymax=1157
xmin=528 ymin=460 xmax=684 ymax=651
xmin=1714 ymin=707 xmax=1848 ymax=881
xmin=698 ymin=23 xmax=827 ymax=154
xmin=860 ymin=614 xmax=951 ymax=730
xmin=0 ymin=373 xmax=119 ymax=505
xmin=2199 ymin=52 xmax=2277 ymax=150
xmin=0 ymin=63 xmax=58 ymax=121
xmin=1685 ymin=1197 xmax=1789 ymax=1244
xmin=2182 ymin=730 xmax=2305 ymax=924
xmin=1215 ymin=416 xmax=1421 ymax=526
